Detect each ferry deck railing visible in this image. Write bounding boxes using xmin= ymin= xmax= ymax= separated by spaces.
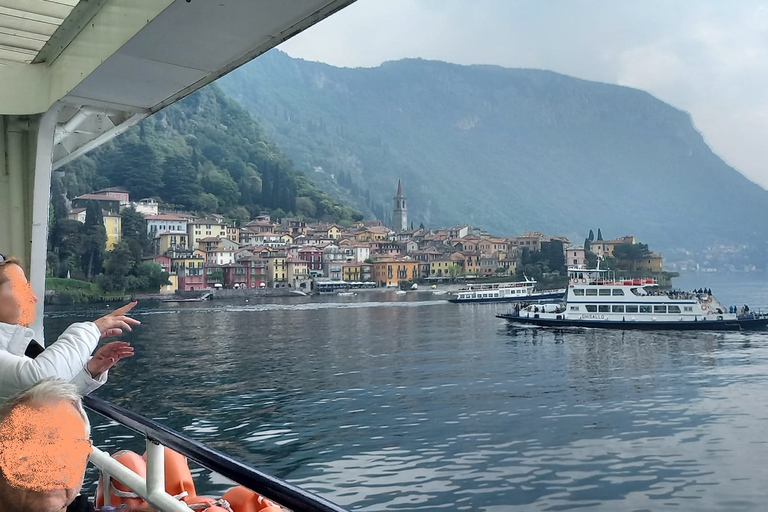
xmin=83 ymin=395 xmax=349 ymax=512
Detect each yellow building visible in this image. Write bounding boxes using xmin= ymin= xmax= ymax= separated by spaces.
xmin=67 ymin=208 xmax=122 ymax=251
xmin=636 ymin=253 xmax=663 ymax=273
xmin=104 ymin=212 xmax=122 ymax=251
xmin=430 ymin=258 xmax=457 ymax=277
xmin=171 ymin=251 xmax=206 ymax=274
xmin=264 ymin=253 xmax=287 ymax=285
xmin=154 ymin=232 xmax=189 ymax=255
xmin=326 ymin=225 xmax=343 ymax=239
xmin=355 ymin=226 xmax=390 ymax=242
xmin=343 ymin=263 xmax=362 ymax=282
xmin=162 ymin=274 xmax=178 ymax=294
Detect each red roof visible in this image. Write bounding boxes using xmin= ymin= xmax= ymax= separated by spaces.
xmin=73 ymin=193 xmax=118 ymax=201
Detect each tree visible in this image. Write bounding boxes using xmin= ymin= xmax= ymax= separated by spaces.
xmin=541 ymin=240 xmax=565 ymax=273
xmin=120 ymin=207 xmax=150 ymax=262
xmin=295 ymin=196 xmax=316 ymax=218
xmin=82 ymin=200 xmax=106 ymax=279
xmin=588 ymin=229 xmax=595 ymax=241
xmin=50 ymin=175 xmax=68 ymax=222
xmin=162 ymin=154 xmax=202 ymax=208
xmin=96 ymin=242 xmax=134 ymax=292
xmin=120 ymin=207 xmax=146 ymax=241
xmin=612 ymin=242 xmax=651 ymax=272
xmin=597 ymin=228 xmax=603 ymax=241
xmin=585 ymin=251 xmax=598 ymax=268
xmin=50 ymin=219 xmax=85 ymax=278
xmin=115 ymin=141 xmax=163 ymax=200
xmin=134 ymin=261 xmax=170 ymax=292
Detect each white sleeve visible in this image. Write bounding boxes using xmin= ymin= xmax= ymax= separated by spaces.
xmin=0 ymin=322 xmax=102 ymax=401
xmin=69 ymin=358 xmax=109 ymax=396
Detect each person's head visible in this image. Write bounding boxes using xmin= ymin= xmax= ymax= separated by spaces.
xmin=0 ymin=254 xmax=37 ymax=326
xmin=0 ymin=379 xmax=92 ymax=512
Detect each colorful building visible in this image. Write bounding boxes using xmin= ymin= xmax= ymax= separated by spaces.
xmin=67 ymin=208 xmax=121 ymax=251
xmin=373 ymin=258 xmax=419 ymax=287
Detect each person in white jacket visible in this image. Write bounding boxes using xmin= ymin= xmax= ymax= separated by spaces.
xmin=0 ymin=254 xmax=138 ymax=403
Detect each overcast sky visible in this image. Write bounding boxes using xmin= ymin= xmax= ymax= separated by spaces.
xmin=279 ymin=0 xmax=768 ymax=190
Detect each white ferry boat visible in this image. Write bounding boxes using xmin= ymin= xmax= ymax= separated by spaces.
xmin=449 ymin=277 xmax=566 ymax=304
xmin=496 ymin=266 xmax=768 ymax=330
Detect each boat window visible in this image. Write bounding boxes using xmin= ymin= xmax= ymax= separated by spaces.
xmin=586 ymin=289 xmax=598 ymax=296
xmin=573 ymin=289 xmax=585 ymax=296
xmin=612 ymin=305 xmax=624 ymax=313
xmin=598 ymin=305 xmax=611 ymax=312
xmin=654 ymin=305 xmax=666 ymax=313
xmin=639 ymin=305 xmax=652 ymax=313
xmin=570 ymin=306 xmax=579 ymax=311
xmin=585 ymin=305 xmax=597 ymax=312
xmin=684 ymin=306 xmax=693 ymax=312
xmin=625 ymin=305 xmax=639 ymax=313
xmin=668 ymin=305 xmax=681 ymax=313
xmin=599 ymin=289 xmax=611 ymax=296
xmin=612 ymin=289 xmax=624 ymax=296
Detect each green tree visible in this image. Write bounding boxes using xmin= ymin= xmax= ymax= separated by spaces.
xmin=120 ymin=206 xmax=151 ymax=261
xmin=50 ymin=219 xmax=86 ymax=278
xmin=597 ymin=228 xmax=603 ymax=241
xmin=50 ymin=175 xmax=68 ymax=222
xmin=134 ymin=261 xmax=170 ymax=292
xmin=541 ymin=240 xmax=565 ymax=273
xmin=588 ymin=229 xmax=595 ymax=241
xmin=114 ymin=141 xmax=163 ymax=200
xmin=162 ymin=154 xmax=202 ymax=208
xmin=97 ymin=241 xmax=135 ymax=292
xmin=82 ymin=200 xmax=106 ymax=279
xmin=585 ymin=251 xmax=598 ymax=268
xmin=612 ymin=242 xmax=651 ymax=272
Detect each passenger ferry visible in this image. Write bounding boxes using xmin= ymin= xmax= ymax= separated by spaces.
xmin=449 ymin=277 xmax=566 ymax=303
xmin=496 ymin=266 xmax=768 ymax=330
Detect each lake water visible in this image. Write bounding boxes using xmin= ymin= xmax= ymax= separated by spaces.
xmin=44 ymin=272 xmax=768 ymax=511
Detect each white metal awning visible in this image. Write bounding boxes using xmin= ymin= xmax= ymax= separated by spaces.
xmin=0 ymin=0 xmax=85 ymax=64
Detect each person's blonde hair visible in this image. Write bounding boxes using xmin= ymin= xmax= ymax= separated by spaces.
xmin=0 ymin=378 xmax=90 ymax=435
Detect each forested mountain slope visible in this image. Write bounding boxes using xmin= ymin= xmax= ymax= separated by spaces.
xmin=219 ymin=50 xmax=768 ymax=256
xmin=60 ymin=84 xmax=361 ymax=225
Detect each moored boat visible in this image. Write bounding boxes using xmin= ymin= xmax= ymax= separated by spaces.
xmin=449 ymin=277 xmax=565 ymax=304
xmin=496 ymin=266 xmax=768 ymax=330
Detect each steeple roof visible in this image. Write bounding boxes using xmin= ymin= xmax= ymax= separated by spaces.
xmin=396 ymin=179 xmax=403 ymax=197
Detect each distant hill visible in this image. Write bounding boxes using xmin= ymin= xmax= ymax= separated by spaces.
xmin=60 ymin=84 xmax=361 ymax=225
xmin=219 ymin=50 xmax=768 ymax=261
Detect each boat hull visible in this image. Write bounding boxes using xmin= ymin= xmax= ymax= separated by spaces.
xmin=449 ymin=291 xmax=564 ymax=304
xmin=496 ymin=313 xmax=768 ymax=331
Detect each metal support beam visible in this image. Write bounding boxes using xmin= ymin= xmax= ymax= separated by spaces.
xmin=0 ymin=105 xmax=60 ymax=341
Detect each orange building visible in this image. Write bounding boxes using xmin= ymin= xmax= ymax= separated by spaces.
xmin=373 ymin=258 xmax=419 ymax=287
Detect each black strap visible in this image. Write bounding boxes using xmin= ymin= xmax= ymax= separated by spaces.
xmin=67 ymin=494 xmax=96 ymax=512
xmin=24 ymin=339 xmax=45 ymax=359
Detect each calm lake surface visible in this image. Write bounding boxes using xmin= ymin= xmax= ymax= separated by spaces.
xmin=45 ymin=272 xmax=768 ymax=511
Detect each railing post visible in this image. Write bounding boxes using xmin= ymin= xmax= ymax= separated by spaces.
xmin=146 ymin=439 xmax=165 ymax=495
xmin=102 ymin=473 xmax=112 ymax=507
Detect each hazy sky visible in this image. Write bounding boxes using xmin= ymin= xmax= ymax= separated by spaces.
xmin=280 ymin=0 xmax=768 ymax=190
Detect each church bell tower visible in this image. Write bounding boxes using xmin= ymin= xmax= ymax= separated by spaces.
xmin=393 ymin=179 xmax=407 ymax=231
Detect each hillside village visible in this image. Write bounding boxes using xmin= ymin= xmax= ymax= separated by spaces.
xmin=63 ymin=181 xmax=664 ymax=294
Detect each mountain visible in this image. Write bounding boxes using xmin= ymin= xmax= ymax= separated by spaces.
xmin=218 ymin=50 xmax=768 ymax=259
xmin=59 ymin=84 xmax=361 ymax=225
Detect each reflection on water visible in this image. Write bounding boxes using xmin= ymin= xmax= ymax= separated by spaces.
xmin=44 ymin=278 xmax=768 ymax=511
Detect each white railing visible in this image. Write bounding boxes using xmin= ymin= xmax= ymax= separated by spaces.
xmin=90 ymin=442 xmax=192 ymax=512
